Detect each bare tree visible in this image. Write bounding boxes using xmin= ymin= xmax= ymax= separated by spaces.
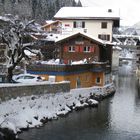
xmin=0 ymin=15 xmax=42 ymax=82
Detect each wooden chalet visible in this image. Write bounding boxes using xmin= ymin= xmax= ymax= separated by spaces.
xmin=27 ymin=32 xmax=113 ymax=89
xmin=42 ymin=20 xmax=62 ymax=34
xmin=55 ymin=32 xmax=113 ymax=65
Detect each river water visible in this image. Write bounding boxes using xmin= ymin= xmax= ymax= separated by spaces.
xmin=19 ymin=61 xmax=140 ymax=140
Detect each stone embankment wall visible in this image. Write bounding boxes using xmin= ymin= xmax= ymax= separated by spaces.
xmin=0 ymin=82 xmax=70 ymax=101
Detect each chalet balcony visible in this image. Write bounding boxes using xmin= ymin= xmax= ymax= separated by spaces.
xmin=27 ymin=62 xmax=111 ymax=74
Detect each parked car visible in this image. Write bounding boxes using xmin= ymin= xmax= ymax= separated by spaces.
xmin=12 ymin=74 xmax=45 ymax=83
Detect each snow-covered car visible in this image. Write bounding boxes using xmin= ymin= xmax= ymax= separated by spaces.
xmin=12 ymin=74 xmax=45 ymax=83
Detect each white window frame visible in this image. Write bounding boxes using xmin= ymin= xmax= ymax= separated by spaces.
xmin=98 ymin=34 xmax=110 ymax=41
xmin=68 ymin=46 xmax=75 ymax=52
xmin=84 ymin=46 xmax=90 ymax=52
xmin=73 ymin=21 xmax=85 ymax=28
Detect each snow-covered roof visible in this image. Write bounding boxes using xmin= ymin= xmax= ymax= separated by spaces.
xmin=54 ymin=7 xmax=120 ymax=20
xmin=46 ymin=20 xmax=55 ymax=24
xmin=55 ymin=32 xmax=114 ymax=46
xmin=113 ymin=46 xmax=122 ymax=51
xmin=42 ymin=20 xmax=61 ymax=28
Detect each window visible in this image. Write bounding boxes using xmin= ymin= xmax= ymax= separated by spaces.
xmin=84 ymin=46 xmax=90 ymax=52
xmin=98 ymin=34 xmax=110 ymax=41
xmin=16 ymin=76 xmax=24 ymax=80
xmin=96 ymin=77 xmax=101 ymax=84
xmin=24 ymin=76 xmax=35 ymax=79
xmin=73 ymin=21 xmax=85 ymax=28
xmin=101 ymin=22 xmax=107 ymax=29
xmin=76 ymin=77 xmax=81 ymax=88
xmin=69 ymin=46 xmax=75 ymax=52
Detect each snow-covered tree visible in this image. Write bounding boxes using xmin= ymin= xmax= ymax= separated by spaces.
xmin=0 ymin=15 xmax=42 ymax=82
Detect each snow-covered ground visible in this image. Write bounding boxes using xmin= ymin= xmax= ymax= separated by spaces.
xmin=0 ymin=83 xmax=115 ymax=136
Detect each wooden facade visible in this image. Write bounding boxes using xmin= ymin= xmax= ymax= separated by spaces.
xmin=55 ymin=32 xmax=112 ymax=65
xmin=27 ymin=63 xmax=112 ymax=89
xmin=42 ymin=20 xmax=62 ymax=34
xmin=27 ymin=32 xmax=113 ymax=89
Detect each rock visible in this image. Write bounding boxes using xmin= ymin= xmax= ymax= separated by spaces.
xmin=0 ymin=128 xmax=20 ymax=140
xmin=86 ymin=99 xmax=98 ymax=107
xmin=89 ymin=93 xmax=103 ymax=101
xmin=75 ymin=102 xmax=87 ymax=111
xmin=40 ymin=117 xmax=48 ymax=124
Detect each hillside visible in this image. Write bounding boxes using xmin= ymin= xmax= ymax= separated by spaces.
xmin=0 ymin=0 xmax=82 ymax=24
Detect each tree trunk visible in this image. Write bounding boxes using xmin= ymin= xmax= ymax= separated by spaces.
xmin=7 ymin=67 xmax=14 ymax=83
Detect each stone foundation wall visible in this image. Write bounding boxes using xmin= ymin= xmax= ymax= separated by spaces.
xmin=0 ymin=82 xmax=70 ymax=102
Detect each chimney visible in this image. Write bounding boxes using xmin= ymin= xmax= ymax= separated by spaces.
xmin=108 ymin=9 xmax=112 ymax=13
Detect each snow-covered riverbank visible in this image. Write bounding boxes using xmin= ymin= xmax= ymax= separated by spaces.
xmin=0 ymin=83 xmax=115 ymax=139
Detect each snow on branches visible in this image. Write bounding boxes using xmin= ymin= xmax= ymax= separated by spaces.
xmin=0 ymin=15 xmax=42 ymax=82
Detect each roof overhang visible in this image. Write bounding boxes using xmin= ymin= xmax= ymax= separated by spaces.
xmin=55 ymin=32 xmax=114 ymax=46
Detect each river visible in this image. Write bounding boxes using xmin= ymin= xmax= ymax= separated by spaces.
xmin=19 ymin=61 xmax=140 ymax=140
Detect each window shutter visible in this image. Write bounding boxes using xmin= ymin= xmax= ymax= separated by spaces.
xmin=80 ymin=46 xmax=83 ymax=52
xmin=64 ymin=59 xmax=68 ymax=64
xmin=90 ymin=47 xmax=94 ymax=52
xmin=98 ymin=34 xmax=101 ymax=39
xmin=75 ymin=46 xmax=79 ymax=52
xmin=73 ymin=21 xmax=76 ymax=28
xmin=82 ymin=22 xmax=85 ymax=28
xmin=107 ymin=35 xmax=110 ymax=41
xmin=64 ymin=46 xmax=68 ymax=52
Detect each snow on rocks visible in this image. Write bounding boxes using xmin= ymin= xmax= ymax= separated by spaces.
xmin=0 ymin=83 xmax=115 ymax=137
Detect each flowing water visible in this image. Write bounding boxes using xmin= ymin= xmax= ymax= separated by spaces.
xmin=19 ymin=61 xmax=140 ymax=140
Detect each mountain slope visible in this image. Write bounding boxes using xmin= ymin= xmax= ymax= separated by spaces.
xmin=0 ymin=0 xmax=82 ymax=23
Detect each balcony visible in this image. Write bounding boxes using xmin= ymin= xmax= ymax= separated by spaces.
xmin=27 ymin=62 xmax=111 ymax=74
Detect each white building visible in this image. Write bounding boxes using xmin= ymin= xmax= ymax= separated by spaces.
xmin=54 ymin=7 xmax=120 ymax=42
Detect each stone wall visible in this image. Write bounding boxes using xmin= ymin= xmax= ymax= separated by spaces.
xmin=0 ymin=81 xmax=70 ymax=102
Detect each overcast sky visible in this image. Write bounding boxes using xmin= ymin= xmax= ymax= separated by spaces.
xmin=80 ymin=0 xmax=140 ymax=26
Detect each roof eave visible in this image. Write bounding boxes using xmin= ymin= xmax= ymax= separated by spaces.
xmin=56 ymin=32 xmax=107 ymax=46
xmin=54 ymin=17 xmax=120 ymax=20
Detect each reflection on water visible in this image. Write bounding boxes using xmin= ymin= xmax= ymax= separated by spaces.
xmin=19 ymin=61 xmax=140 ymax=140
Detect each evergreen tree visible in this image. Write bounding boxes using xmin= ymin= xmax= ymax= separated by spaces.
xmin=31 ymin=0 xmax=37 ymax=18
xmin=72 ymin=0 xmax=77 ymax=7
xmin=1 ymin=0 xmax=5 ymax=4
xmin=0 ymin=0 xmax=83 ymax=22
xmin=77 ymin=0 xmax=82 ymax=7
xmin=55 ymin=0 xmax=60 ymax=12
xmin=48 ymin=2 xmax=55 ymax=19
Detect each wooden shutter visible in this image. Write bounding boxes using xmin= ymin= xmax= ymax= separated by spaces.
xmin=75 ymin=46 xmax=79 ymax=52
xmin=80 ymin=46 xmax=83 ymax=52
xmin=64 ymin=59 xmax=68 ymax=64
xmin=107 ymin=35 xmax=110 ymax=41
xmin=90 ymin=47 xmax=94 ymax=52
xmin=82 ymin=22 xmax=85 ymax=28
xmin=64 ymin=46 xmax=68 ymax=52
xmin=73 ymin=21 xmax=76 ymax=28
